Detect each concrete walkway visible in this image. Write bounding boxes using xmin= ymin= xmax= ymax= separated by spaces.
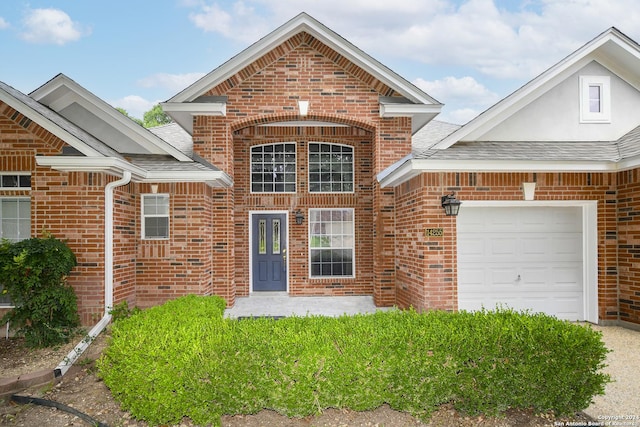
xmin=224 ymin=293 xmax=392 ymax=318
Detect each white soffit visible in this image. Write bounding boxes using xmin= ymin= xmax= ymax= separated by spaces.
xmin=31 ymin=75 xmax=192 ymax=161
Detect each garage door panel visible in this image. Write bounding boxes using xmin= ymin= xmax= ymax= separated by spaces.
xmin=458 ymin=206 xmax=584 ymax=321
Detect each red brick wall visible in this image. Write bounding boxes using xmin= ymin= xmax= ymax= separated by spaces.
xmin=189 ymin=34 xmax=411 ymax=302
xmin=134 ymin=182 xmax=216 ymax=309
xmin=1 ymin=102 xmax=108 ymax=324
xmin=395 ymin=171 xmax=620 ymax=323
xmin=616 ymin=169 xmax=640 ymax=325
xmin=231 ymin=127 xmax=375 ymax=297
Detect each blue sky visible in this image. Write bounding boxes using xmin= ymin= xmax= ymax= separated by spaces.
xmin=2 ymin=0 xmax=640 ymax=124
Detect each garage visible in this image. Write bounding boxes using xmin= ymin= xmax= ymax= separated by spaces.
xmin=457 ymin=205 xmax=586 ymax=321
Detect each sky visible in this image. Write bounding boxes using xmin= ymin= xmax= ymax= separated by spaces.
xmin=2 ymin=0 xmax=640 ymax=125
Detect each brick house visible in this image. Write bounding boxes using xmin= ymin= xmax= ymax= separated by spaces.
xmin=1 ymin=13 xmax=639 ymax=329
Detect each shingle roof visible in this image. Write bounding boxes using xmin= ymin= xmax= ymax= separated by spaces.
xmin=412 ymin=120 xmax=461 ymax=156
xmin=127 ymin=154 xmax=219 ymax=173
xmin=147 ymin=123 xmax=193 ymax=157
xmin=416 ymin=140 xmax=620 ymax=162
xmin=0 ymin=80 xmax=123 ymax=159
xmin=412 ymin=121 xmax=640 ymax=163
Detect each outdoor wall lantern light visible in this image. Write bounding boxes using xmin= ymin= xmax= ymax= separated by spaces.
xmin=298 ymin=100 xmax=309 ymax=116
xmin=295 ymin=210 xmax=305 ymax=225
xmin=441 ymin=192 xmax=462 ymax=217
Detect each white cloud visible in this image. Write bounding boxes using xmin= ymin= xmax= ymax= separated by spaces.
xmin=189 ymin=2 xmax=269 ymax=43
xmin=0 ymin=17 xmax=9 ymax=29
xmin=414 ymin=76 xmax=500 ymax=124
xmin=185 ymin=0 xmax=640 ymax=82
xmin=138 ymin=72 xmax=206 ymax=93
xmin=110 ymin=95 xmax=157 ymax=121
xmin=20 ymin=8 xmax=89 ymax=45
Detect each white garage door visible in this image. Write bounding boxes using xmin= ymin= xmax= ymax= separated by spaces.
xmin=457 ymin=206 xmax=584 ymax=320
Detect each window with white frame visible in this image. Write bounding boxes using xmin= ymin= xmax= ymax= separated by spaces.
xmin=142 ymin=194 xmax=169 ymax=239
xmin=308 ymin=143 xmax=354 ymax=193
xmin=0 ymin=173 xmax=31 ymax=190
xmin=0 ymin=197 xmax=30 ymax=306
xmin=580 ymin=76 xmax=611 ymax=123
xmin=251 ymin=143 xmax=296 ymax=193
xmin=309 ymin=208 xmax=354 ymax=278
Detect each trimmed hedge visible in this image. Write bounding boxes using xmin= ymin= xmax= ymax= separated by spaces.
xmin=98 ymin=296 xmax=610 ymax=426
xmin=0 ymin=235 xmax=79 ymax=347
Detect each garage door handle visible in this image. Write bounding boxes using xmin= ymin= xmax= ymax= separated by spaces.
xmin=516 ymin=274 xmax=521 ymax=281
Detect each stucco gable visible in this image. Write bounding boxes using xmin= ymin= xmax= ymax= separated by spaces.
xmin=434 ymin=27 xmax=640 ymax=149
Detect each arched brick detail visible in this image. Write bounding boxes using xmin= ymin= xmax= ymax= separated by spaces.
xmin=230 ymin=113 xmax=376 ymax=134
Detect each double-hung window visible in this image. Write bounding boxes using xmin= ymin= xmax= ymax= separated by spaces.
xmin=142 ymin=194 xmax=169 ymax=239
xmin=308 ymin=143 xmax=354 ymax=193
xmin=251 ymin=143 xmax=296 ymax=193
xmin=309 ymin=208 xmax=354 ymax=278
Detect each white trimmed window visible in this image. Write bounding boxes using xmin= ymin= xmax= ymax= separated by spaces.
xmin=0 ymin=173 xmax=31 ymax=190
xmin=0 ymin=197 xmax=30 ymax=242
xmin=142 ymin=194 xmax=169 ymax=239
xmin=251 ymin=143 xmax=296 ymax=193
xmin=308 ymin=143 xmax=354 ymax=193
xmin=0 ymin=197 xmax=30 ymax=306
xmin=580 ymin=76 xmax=611 ymax=123
xmin=309 ymin=208 xmax=354 ymax=278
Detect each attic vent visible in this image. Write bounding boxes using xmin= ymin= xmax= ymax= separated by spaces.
xmin=10 ymin=110 xmax=20 ymax=121
xmin=19 ymin=116 xmax=32 ymax=129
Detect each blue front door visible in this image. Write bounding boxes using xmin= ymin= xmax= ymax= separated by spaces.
xmin=252 ymin=213 xmax=287 ymax=291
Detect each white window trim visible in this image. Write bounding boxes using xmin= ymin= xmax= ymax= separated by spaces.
xmin=580 ymin=76 xmax=611 ymax=123
xmin=0 ymin=196 xmax=31 ymax=243
xmin=141 ymin=193 xmax=170 ymax=240
xmin=308 ymin=208 xmax=356 ymax=279
xmin=0 ymin=172 xmax=31 ymax=190
xmin=308 ymin=142 xmax=355 ymax=194
xmin=250 ymin=142 xmax=297 ymax=194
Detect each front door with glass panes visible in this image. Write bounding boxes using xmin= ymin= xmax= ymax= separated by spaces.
xmin=251 ymin=213 xmax=287 ymax=291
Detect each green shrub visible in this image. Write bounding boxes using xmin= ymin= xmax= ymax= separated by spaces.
xmin=98 ymin=297 xmax=610 ymax=426
xmin=0 ymin=235 xmax=80 ymax=347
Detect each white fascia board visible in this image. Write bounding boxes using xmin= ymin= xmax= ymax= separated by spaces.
xmin=36 ymin=156 xmax=234 ymax=188
xmin=168 ymin=13 xmax=437 ymax=105
xmin=379 ymin=103 xmax=442 ymax=117
xmin=161 ymin=102 xmax=227 ymax=135
xmin=161 ymin=102 xmax=227 ymax=115
xmin=36 ymin=156 xmax=146 ymax=179
xmin=378 ymin=158 xmax=619 ymax=188
xmin=0 ymin=90 xmax=103 ymax=157
xmin=143 ymin=170 xmax=233 ymax=187
xmin=32 ymin=75 xmax=193 ymax=162
xmin=616 ymin=154 xmax=640 ymax=171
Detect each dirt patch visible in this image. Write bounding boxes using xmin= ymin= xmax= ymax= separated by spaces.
xmin=0 ymin=330 xmax=594 ymax=426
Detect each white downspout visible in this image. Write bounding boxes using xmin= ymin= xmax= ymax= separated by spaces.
xmin=55 ymin=171 xmax=132 ymax=377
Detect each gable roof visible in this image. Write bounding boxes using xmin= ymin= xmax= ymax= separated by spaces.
xmin=0 ymin=80 xmax=123 ymax=158
xmin=378 ymin=27 xmax=640 ymax=187
xmin=0 ymin=78 xmax=232 ymax=187
xmin=434 ymin=27 xmax=640 ymax=149
xmin=30 ymin=74 xmax=192 ymax=162
xmin=163 ymin=12 xmax=442 ymax=134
